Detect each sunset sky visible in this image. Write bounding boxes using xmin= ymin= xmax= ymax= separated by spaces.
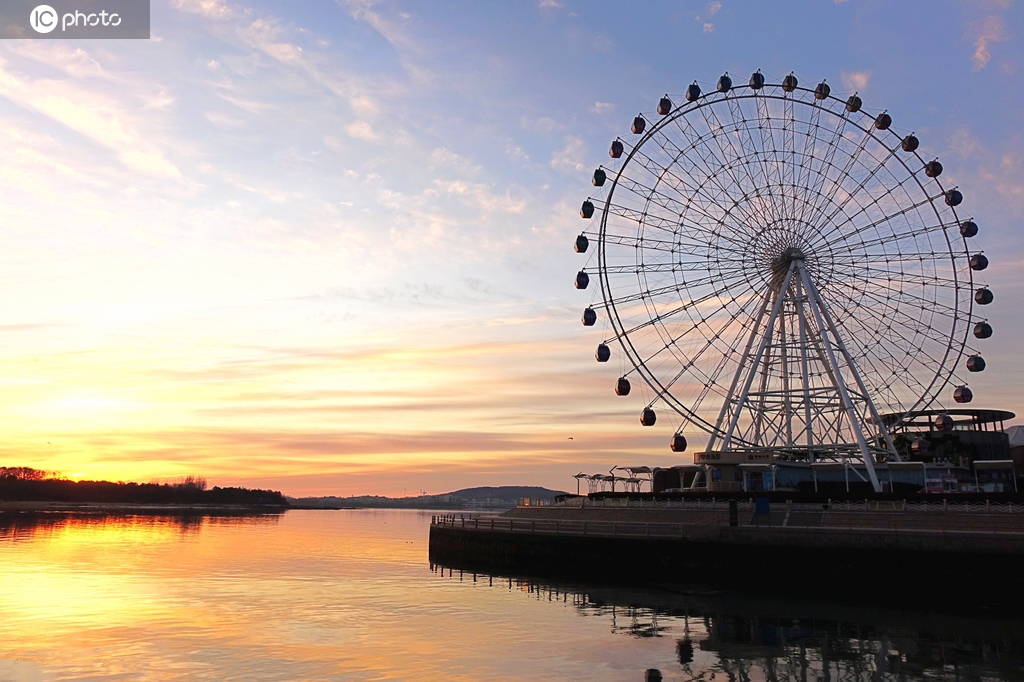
xmin=0 ymin=0 xmax=1020 ymax=496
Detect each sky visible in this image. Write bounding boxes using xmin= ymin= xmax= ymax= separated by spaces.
xmin=0 ymin=0 xmax=1020 ymax=496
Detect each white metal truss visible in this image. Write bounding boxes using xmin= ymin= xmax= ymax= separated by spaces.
xmin=704 ymin=253 xmax=899 ymax=492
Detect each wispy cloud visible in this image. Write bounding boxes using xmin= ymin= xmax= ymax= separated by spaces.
xmin=0 ymin=54 xmax=182 ymax=179
xmin=971 ymin=15 xmax=1007 ymax=70
xmin=550 ymin=136 xmax=586 ymax=173
xmin=345 ymin=120 xmax=378 ymax=140
xmin=841 ymin=70 xmax=870 ymax=91
xmin=697 ymin=2 xmax=721 ymax=32
xmin=171 ymin=0 xmax=235 ymax=19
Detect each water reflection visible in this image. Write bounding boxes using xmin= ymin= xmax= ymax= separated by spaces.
xmin=0 ymin=509 xmax=283 ymax=541
xmin=431 ymin=563 xmax=1024 ymax=681
xmin=3 ymin=509 xmax=1022 ymax=681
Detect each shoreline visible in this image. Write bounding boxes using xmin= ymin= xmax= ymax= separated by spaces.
xmin=0 ymin=501 xmax=288 ymax=513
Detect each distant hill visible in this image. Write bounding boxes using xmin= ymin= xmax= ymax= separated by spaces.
xmin=448 ymin=486 xmax=568 ymax=500
xmin=288 ymin=485 xmax=570 ymax=510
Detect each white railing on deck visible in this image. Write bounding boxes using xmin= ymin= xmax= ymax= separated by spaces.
xmin=549 ymin=497 xmax=1024 ymax=513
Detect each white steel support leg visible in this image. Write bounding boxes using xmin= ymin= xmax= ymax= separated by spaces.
xmin=801 ymin=272 xmax=900 ymax=462
xmin=706 ymin=290 xmax=772 ymax=453
xmin=780 ymin=299 xmax=793 ymax=447
xmin=798 ymin=262 xmax=882 ymax=492
xmin=722 ymin=263 xmax=797 ymax=451
xmin=795 ymin=277 xmax=815 ymax=455
xmin=753 ymin=297 xmax=775 ymax=445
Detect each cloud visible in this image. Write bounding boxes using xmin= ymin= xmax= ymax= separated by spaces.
xmin=591 ymin=101 xmax=613 ymax=114
xmin=350 ymin=94 xmax=377 ymax=117
xmin=972 ymin=16 xmax=1007 ymax=70
xmin=430 ymin=147 xmax=481 ymax=174
xmin=0 ymin=59 xmax=181 ymax=179
xmin=505 ymin=141 xmax=529 ymax=163
xmin=170 ymin=0 xmax=234 ymax=19
xmin=345 ymin=120 xmax=378 ymax=140
xmin=521 ymin=115 xmax=562 ymax=132
xmin=342 ymin=0 xmax=422 ymax=55
xmin=538 ymin=0 xmax=563 ymax=7
xmin=841 ymin=70 xmax=870 ymax=91
xmin=550 ymin=136 xmax=586 ymax=173
xmin=696 ymin=1 xmax=722 ymax=27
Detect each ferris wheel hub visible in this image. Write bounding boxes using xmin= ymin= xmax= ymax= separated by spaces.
xmin=769 ymin=247 xmax=806 ymax=288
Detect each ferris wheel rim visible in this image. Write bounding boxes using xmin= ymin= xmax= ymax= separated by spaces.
xmin=590 ymin=76 xmax=978 ymax=439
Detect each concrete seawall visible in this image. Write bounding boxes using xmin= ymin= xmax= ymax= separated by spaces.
xmin=429 ymin=505 xmax=1024 ymax=604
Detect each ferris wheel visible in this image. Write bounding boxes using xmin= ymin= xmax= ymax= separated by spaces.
xmin=573 ymin=70 xmax=992 ymax=491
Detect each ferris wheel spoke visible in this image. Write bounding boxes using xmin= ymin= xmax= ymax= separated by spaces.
xmin=827 ymin=292 xmax=952 ymax=354
xmin=754 ymin=95 xmax=790 ymax=224
xmin=620 ymin=146 xmax=752 ymax=237
xmin=823 ymin=189 xmax=948 ymax=247
xmin=828 ymin=222 xmax=955 ymax=256
xmin=718 ymin=100 xmax=778 ymax=214
xmin=823 ymin=279 xmax=962 ymax=325
xmin=829 ymin=305 xmax=949 ymax=400
xmin=804 ymin=121 xmax=882 ymax=226
xmin=728 ymin=101 xmax=787 ymax=229
xmin=656 ymin=120 xmax=769 ymax=234
xmin=605 ymin=269 xmax=755 ymax=318
xmin=612 ymin=168 xmax=756 ymax=249
xmin=827 ymin=254 xmax=962 ymax=277
xmin=783 ymin=95 xmax=802 ymax=220
xmin=696 ymin=104 xmax=774 ymax=227
xmin=818 ymin=276 xmax=962 ymax=377
xmin=820 ymin=279 xmax=961 ymax=338
xmin=614 ymin=166 xmax=709 ymax=218
xmin=796 ymin=106 xmax=849 ymax=226
xmin=816 ymin=144 xmax=913 ymax=235
xmin=625 ymin=293 xmax=760 ymax=386
xmin=599 ymin=232 xmax=680 ymax=249
xmin=826 ymin=265 xmax=962 ymax=291
xmin=642 ymin=130 xmax=739 ymax=212
xmin=601 ymin=261 xmax=745 ymax=276
xmin=659 ymin=300 xmax=769 ymax=401
xmin=600 ymin=227 xmax=746 ymax=254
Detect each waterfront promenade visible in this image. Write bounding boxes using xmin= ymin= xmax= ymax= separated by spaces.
xmin=434 ymin=498 xmax=1024 ymax=552
xmin=429 ymin=498 xmax=1024 ymax=604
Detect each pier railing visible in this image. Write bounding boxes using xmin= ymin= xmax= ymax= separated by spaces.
xmin=431 ymin=514 xmax=725 ymax=539
xmin=431 ymin=503 xmax=1024 ymax=538
xmin=551 ymin=497 xmax=1024 ymax=514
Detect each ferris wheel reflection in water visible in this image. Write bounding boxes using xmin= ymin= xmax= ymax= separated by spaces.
xmin=433 ymin=563 xmax=1024 ymax=682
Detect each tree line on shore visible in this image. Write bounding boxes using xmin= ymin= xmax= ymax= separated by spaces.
xmin=0 ymin=467 xmax=287 ymax=506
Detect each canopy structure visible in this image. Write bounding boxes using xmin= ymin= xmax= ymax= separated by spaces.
xmin=974 ymin=460 xmax=1018 ymax=493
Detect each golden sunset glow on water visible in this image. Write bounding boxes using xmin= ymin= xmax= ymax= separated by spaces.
xmin=4 ymin=510 xmax=1022 ymax=681
xmin=0 ymin=512 xmax=688 ymax=680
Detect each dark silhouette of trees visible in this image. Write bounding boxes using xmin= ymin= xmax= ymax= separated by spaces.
xmin=0 ymin=466 xmax=59 ymax=481
xmin=0 ymin=468 xmax=285 ymax=506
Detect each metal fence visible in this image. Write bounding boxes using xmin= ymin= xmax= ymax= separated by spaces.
xmin=551 ymin=497 xmax=1024 ymax=513
xmin=431 ymin=514 xmax=723 ymax=539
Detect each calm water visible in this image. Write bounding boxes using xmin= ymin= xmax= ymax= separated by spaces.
xmin=1 ymin=509 xmax=1023 ymax=681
